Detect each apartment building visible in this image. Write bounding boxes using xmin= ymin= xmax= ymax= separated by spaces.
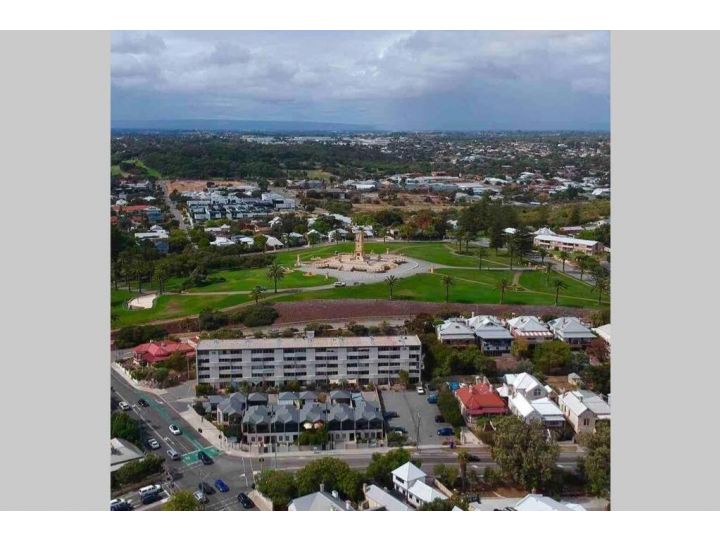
xmin=533 ymin=234 xmax=604 ymax=255
xmin=196 ymin=334 xmax=423 ymax=387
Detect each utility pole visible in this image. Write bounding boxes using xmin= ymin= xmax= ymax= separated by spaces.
xmin=416 ymin=412 xmax=421 ymax=453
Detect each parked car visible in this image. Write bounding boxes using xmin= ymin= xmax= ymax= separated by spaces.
xmin=392 ymin=427 xmax=407 ymax=435
xmin=118 ymin=401 xmax=131 ymax=411
xmin=138 ymin=484 xmax=162 ymax=497
xmin=416 ymin=386 xmax=425 ymax=395
xmin=169 ymin=424 xmax=181 ymax=436
xmin=167 ymin=448 xmax=181 ymax=461
xmin=437 ymin=427 xmax=454 ymax=437
xmin=333 ymin=281 xmax=347 ymax=287
xmin=198 ymin=451 xmax=213 ymax=465
xmin=214 ymin=479 xmax=230 ymax=493
xmin=237 ymin=492 xmax=254 ymax=509
xmin=383 ymin=411 xmax=398 ymax=419
xmin=110 ymin=500 xmax=133 ymax=511
xmin=137 ymin=398 xmax=149 ymax=408
xmin=426 ymin=394 xmax=438 ymax=404
xmin=434 ymin=414 xmax=445 ymax=423
xmin=145 ymin=438 xmax=161 ymax=450
xmin=199 ymin=482 xmax=215 ymax=495
xmin=140 ymin=491 xmax=161 ymax=505
xmin=193 ymin=490 xmax=208 ymax=504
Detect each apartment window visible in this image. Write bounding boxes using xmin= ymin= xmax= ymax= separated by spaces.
xmin=583 ymin=418 xmax=590 ymax=426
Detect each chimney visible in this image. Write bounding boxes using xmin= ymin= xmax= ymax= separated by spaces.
xmin=345 ymin=500 xmax=352 ymax=510
xmin=320 ymin=482 xmax=325 ymax=493
xmin=332 ymin=490 xmax=339 ymax=499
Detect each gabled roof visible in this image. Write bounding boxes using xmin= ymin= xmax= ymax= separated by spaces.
xmin=560 ymin=390 xmax=611 ymax=418
xmin=242 ymin=405 xmax=272 ymax=426
xmin=217 ymin=393 xmax=247 ymax=416
xmin=436 ymin=320 xmax=474 ymax=338
xmin=506 ymin=316 xmax=552 ymax=336
xmin=392 ymin=461 xmax=426 ymax=484
xmin=547 ymin=317 xmax=595 ymax=339
xmin=456 ymin=383 xmax=507 ymax=414
xmin=505 ymin=372 xmax=543 ymax=395
xmin=514 ymin=494 xmax=585 ymax=511
xmin=278 ymin=391 xmax=299 ymax=401
xmin=289 ymin=491 xmax=351 ymax=511
xmin=408 ymin=480 xmax=448 ymax=504
xmin=365 ymin=485 xmax=414 ymax=511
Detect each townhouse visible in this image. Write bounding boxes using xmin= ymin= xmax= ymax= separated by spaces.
xmin=547 ymin=317 xmax=596 ymax=348
xmin=558 ymin=390 xmax=611 ymax=434
xmin=506 ymin=316 xmax=554 ymax=345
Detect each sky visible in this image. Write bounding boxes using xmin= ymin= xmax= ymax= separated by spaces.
xmin=111 ymin=31 xmax=610 ymax=131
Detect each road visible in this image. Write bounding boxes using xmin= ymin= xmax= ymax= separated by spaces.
xmin=160 ymin=181 xmax=188 ymax=231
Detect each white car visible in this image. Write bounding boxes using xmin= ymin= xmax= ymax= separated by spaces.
xmin=416 ymin=386 xmax=425 ymax=395
xmin=169 ymin=424 xmax=181 ymax=436
xmin=118 ymin=401 xmax=131 ymax=411
xmin=333 ymin=281 xmax=347 ymax=288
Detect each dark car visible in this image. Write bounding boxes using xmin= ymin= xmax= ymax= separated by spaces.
xmin=138 ymin=398 xmax=149 ymax=407
xmin=199 ymin=481 xmax=216 ymax=495
xmin=214 ymin=479 xmax=230 ymax=493
xmin=237 ymin=492 xmax=254 ymax=509
xmin=140 ymin=491 xmax=161 ymax=505
xmin=383 ymin=411 xmax=398 ymax=419
xmin=437 ymin=427 xmax=454 ymax=437
xmin=110 ymin=501 xmax=133 ymax=511
xmin=198 ymin=451 xmax=213 ymax=465
xmin=426 ymin=394 xmax=438 ymax=404
xmin=434 ymin=414 xmax=445 ymax=423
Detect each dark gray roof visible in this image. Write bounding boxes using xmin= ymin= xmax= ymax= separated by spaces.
xmin=329 ymin=404 xmax=354 ymax=422
xmin=329 ymin=390 xmax=352 ymax=401
xmin=218 ymin=393 xmax=247 ymax=416
xmin=248 ymin=392 xmax=268 ymax=403
xmin=273 ymin=405 xmax=300 ymax=424
xmin=278 ymin=391 xmax=299 ymax=401
xmin=299 ymin=391 xmax=317 ymax=401
xmin=300 ymin=403 xmax=328 ymax=424
xmin=242 ymin=405 xmax=272 ymax=426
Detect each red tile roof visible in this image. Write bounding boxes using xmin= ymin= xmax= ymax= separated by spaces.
xmin=456 ymin=383 xmax=507 ymax=415
xmin=133 ymin=341 xmax=196 ymax=365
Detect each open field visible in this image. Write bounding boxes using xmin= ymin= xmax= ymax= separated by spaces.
xmin=111 ymin=289 xmax=249 ymax=328
xmin=163 ymin=178 xmax=255 ymax=193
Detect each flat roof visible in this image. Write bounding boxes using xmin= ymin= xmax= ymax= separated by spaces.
xmin=198 ymin=335 xmax=422 ymax=351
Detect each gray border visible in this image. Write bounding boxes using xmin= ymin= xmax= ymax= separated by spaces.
xmin=0 ymin=31 xmax=110 ymax=510
xmin=612 ymin=31 xmax=720 ymax=510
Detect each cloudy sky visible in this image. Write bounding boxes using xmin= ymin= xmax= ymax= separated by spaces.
xmin=111 ymin=31 xmax=609 ymax=131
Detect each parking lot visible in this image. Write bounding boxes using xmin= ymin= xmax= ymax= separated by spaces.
xmin=380 ymin=389 xmax=454 ymax=446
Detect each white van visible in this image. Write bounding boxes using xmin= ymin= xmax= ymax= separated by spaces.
xmin=167 ymin=448 xmax=181 ymax=461
xmin=138 ymin=484 xmax=161 ymax=497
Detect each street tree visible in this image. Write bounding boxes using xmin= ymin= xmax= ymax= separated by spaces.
xmin=593 ymin=277 xmax=610 ymax=305
xmin=490 ymin=416 xmax=559 ymax=491
xmin=578 ymin=422 xmax=610 ymax=498
xmin=164 ymin=490 xmax=200 ymax=511
xmin=559 ymin=252 xmax=569 ymax=273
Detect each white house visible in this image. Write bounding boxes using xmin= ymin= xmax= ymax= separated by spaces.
xmin=288 ymin=486 xmax=354 ymax=511
xmin=436 ymin=319 xmax=475 ymax=345
xmin=264 ymin=235 xmax=284 ymax=249
xmin=363 ymin=485 xmax=414 ymax=511
xmin=558 ymin=390 xmax=611 ymax=434
xmin=508 ymin=392 xmax=565 ymax=428
xmin=501 ymin=372 xmax=548 ymax=400
xmin=391 ymin=462 xmax=447 ymax=508
xmin=210 ymin=236 xmax=236 ymax=247
xmin=547 ymin=317 xmax=596 ymax=348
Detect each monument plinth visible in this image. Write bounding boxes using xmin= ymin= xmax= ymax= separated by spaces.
xmin=307 ymin=230 xmax=406 ymax=273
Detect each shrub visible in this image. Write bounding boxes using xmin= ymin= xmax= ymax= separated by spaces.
xmin=237 ymin=304 xmax=279 ymax=327
xmin=114 ymin=325 xmax=168 ymax=349
xmin=198 ymin=309 xmax=229 ymax=331
xmin=112 ymin=454 xmax=164 ymax=488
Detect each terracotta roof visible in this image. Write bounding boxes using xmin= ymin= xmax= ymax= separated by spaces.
xmin=456 ymin=383 xmax=507 ymax=415
xmin=133 ymin=341 xmax=196 ymax=364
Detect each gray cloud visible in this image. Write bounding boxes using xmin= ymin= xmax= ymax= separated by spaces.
xmin=111 ymin=30 xmax=609 ymax=130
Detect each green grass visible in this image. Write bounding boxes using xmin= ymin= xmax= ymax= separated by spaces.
xmin=275 ymin=269 xmax=604 ymax=308
xmin=180 ymin=268 xmax=334 ymax=293
xmin=111 ymin=289 xmax=249 ymax=328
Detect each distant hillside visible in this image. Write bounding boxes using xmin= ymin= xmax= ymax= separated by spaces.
xmin=111 ymin=118 xmax=376 ymax=133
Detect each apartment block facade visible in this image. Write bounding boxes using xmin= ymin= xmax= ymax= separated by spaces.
xmin=196 ymin=335 xmax=423 ymax=387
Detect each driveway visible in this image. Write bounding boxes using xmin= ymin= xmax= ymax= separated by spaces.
xmin=380 ymin=389 xmax=450 ymax=446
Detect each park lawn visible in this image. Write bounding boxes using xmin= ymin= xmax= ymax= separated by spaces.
xmin=111 ymin=292 xmax=249 ymax=328
xmin=519 ymin=271 xmax=604 ymax=304
xmin=184 ymin=268 xmax=334 ymax=292
xmin=274 ymin=242 xmax=355 ymax=266
xmin=275 ymin=271 xmax=602 ymax=308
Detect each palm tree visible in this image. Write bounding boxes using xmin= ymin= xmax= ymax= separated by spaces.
xmin=537 ymin=247 xmax=548 ymax=264
xmin=266 ymin=262 xmax=285 ymax=293
xmin=385 ymin=275 xmax=398 ymax=300
xmin=250 ymin=285 xmax=263 ymax=305
xmin=576 ymin=255 xmax=589 ymax=281
xmin=153 ymin=264 xmax=168 ymax=295
xmin=441 ymin=275 xmax=454 ymax=302
xmin=593 ymin=277 xmax=609 ymax=305
xmin=551 ymin=278 xmax=568 ymax=306
xmin=457 ymin=449 xmax=470 ymax=492
xmin=560 ymin=252 xmax=569 ymax=273
xmin=497 ymin=278 xmax=509 ymax=304
xmin=545 ymin=262 xmax=554 ymax=285
xmin=508 ymin=245 xmax=515 ymax=271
